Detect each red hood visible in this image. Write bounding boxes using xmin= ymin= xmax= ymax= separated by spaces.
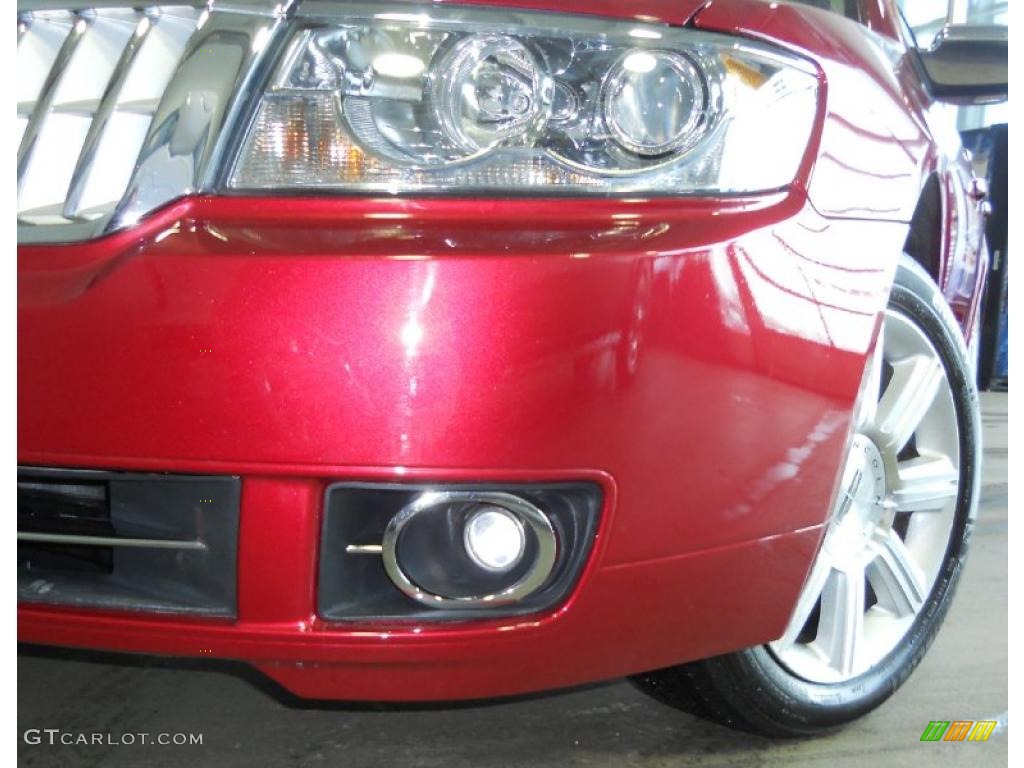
xmin=428 ymin=0 xmax=712 ymax=25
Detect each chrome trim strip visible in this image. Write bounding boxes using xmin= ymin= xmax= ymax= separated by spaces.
xmin=380 ymin=491 xmax=557 ymax=609
xmin=345 ymin=544 xmax=384 ymax=554
xmin=63 ymin=12 xmax=156 ymax=219
xmin=20 ymin=0 xmax=190 ymax=10
xmin=209 ymin=1 xmax=296 ymax=17
xmin=17 ymin=11 xmax=90 ymax=194
xmin=18 ymin=0 xmax=285 ymax=9
xmin=18 ymin=480 xmax=106 ymax=499
xmin=18 ymin=531 xmax=208 ymax=551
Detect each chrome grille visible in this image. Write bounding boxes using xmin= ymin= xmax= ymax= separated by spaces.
xmin=17 ymin=5 xmax=203 ymax=229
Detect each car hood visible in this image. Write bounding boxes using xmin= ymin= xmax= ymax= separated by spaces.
xmin=366 ymin=0 xmax=711 ymax=25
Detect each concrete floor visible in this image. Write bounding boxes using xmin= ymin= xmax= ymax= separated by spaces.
xmin=17 ymin=393 xmax=1008 ymax=768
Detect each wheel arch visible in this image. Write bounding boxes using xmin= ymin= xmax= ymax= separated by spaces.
xmin=902 ymin=172 xmax=944 ymax=286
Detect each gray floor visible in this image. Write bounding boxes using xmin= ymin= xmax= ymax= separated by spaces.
xmin=17 ymin=393 xmax=1008 ymax=768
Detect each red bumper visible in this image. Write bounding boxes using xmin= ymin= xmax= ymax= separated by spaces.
xmin=18 ymin=192 xmax=904 ymax=700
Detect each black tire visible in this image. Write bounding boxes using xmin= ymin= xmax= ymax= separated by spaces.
xmin=633 ymin=255 xmax=982 ymax=737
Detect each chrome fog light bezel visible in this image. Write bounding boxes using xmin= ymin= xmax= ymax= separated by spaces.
xmin=381 ymin=491 xmax=557 ymax=608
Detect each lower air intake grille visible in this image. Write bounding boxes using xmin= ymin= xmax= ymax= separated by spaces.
xmin=17 ymin=466 xmax=240 ymax=617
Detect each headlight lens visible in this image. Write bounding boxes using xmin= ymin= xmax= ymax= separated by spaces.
xmin=432 ymin=34 xmax=552 ymax=155
xmin=603 ymin=51 xmax=708 ymax=157
xmin=228 ymin=5 xmax=818 ymax=195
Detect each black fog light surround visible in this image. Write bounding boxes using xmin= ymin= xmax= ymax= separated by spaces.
xmin=318 ymin=483 xmax=601 ymax=621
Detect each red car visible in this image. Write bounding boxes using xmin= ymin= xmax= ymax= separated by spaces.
xmin=17 ymin=0 xmax=1006 ymax=735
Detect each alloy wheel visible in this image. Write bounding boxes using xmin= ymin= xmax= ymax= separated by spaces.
xmin=769 ymin=308 xmax=961 ymax=683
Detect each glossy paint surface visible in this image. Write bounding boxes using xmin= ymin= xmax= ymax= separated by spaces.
xmin=693 ymin=0 xmax=988 ymax=328
xmin=19 ymin=193 xmax=903 ymax=557
xmin=18 ymin=190 xmax=905 ymax=698
xmin=18 ymin=0 xmax=988 ymax=700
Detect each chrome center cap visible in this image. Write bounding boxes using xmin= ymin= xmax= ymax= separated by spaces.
xmin=824 ymin=434 xmax=888 ymax=562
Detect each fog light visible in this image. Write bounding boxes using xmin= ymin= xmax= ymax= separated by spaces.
xmin=380 ymin=491 xmax=558 ymax=608
xmin=464 ymin=505 xmax=526 ymax=572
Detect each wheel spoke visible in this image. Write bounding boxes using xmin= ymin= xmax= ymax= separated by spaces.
xmin=866 ymin=530 xmax=926 ymax=617
xmin=874 ymin=354 xmax=944 ymax=454
xmin=892 ymin=454 xmax=959 ymax=513
xmin=775 ymin=551 xmax=833 ymax=651
xmin=856 ymin=331 xmax=885 ymax=429
xmin=815 ymin=566 xmax=865 ymax=677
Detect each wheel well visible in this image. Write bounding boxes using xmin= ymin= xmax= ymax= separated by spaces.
xmin=902 ymin=174 xmax=943 ymax=284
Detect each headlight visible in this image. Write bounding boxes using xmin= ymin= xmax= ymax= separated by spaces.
xmin=228 ymin=3 xmax=819 ymax=195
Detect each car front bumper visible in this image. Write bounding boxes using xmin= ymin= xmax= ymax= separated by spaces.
xmin=18 ymin=191 xmax=904 ymax=700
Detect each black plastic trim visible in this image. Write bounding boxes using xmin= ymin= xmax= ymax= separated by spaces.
xmin=317 ymin=481 xmax=601 ymax=622
xmin=17 ymin=467 xmax=240 ymax=618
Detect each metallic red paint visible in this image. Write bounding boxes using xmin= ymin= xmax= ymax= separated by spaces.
xmin=692 ymin=0 xmax=988 ymax=329
xmin=18 ymin=190 xmax=903 ymax=698
xmin=18 ymin=0 xmax=989 ymax=701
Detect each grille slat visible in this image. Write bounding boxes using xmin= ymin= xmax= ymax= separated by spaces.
xmin=16 ymin=5 xmax=203 ymax=228
xmin=63 ymin=12 xmax=154 ymax=219
xmin=17 ymin=12 xmax=89 ymax=195
xmin=17 ymin=10 xmax=74 ymax=153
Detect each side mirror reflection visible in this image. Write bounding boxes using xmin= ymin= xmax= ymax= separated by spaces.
xmin=918 ymin=24 xmax=1008 ymax=105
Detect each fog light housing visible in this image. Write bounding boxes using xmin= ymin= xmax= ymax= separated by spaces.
xmin=318 ymin=482 xmax=601 ymax=621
